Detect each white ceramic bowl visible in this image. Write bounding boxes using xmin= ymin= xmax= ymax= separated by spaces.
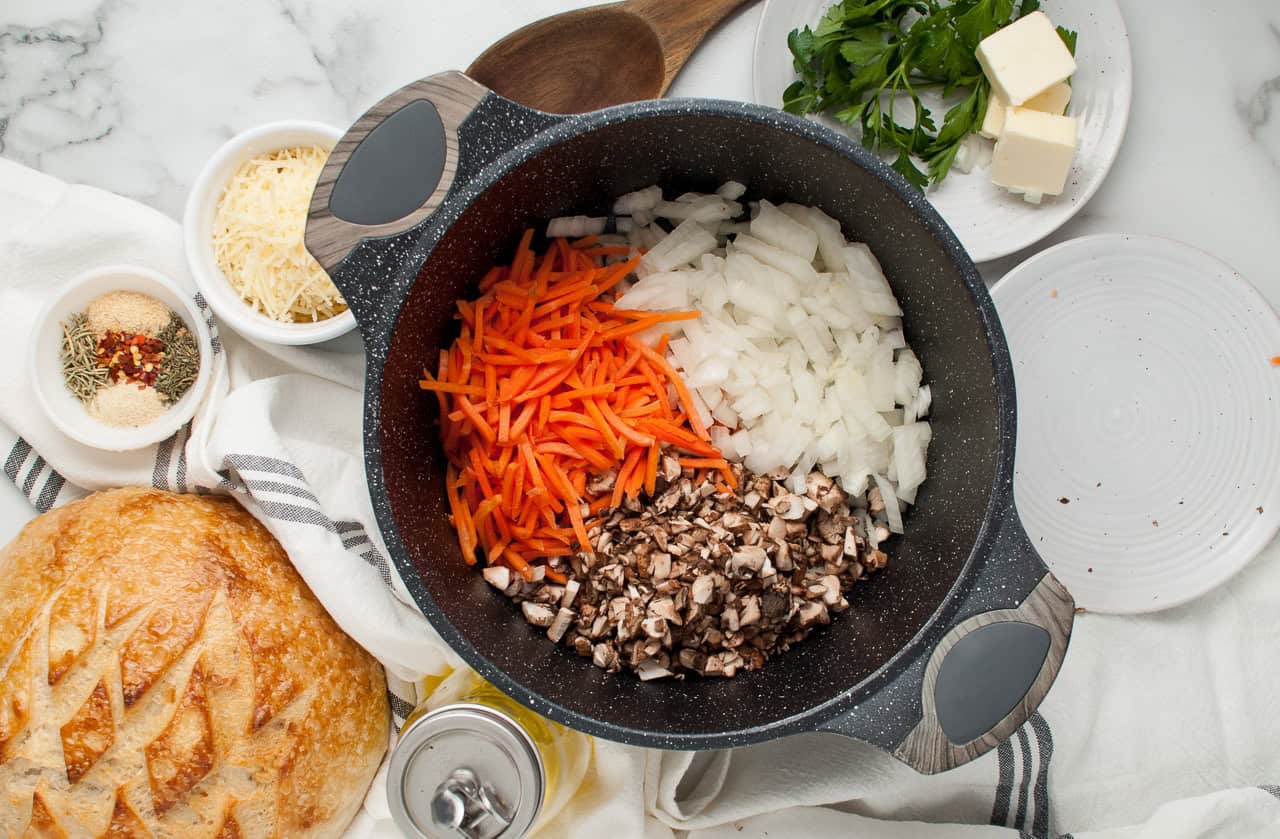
xmin=29 ymin=265 xmax=215 ymax=451
xmin=183 ymin=120 xmax=353 ymax=346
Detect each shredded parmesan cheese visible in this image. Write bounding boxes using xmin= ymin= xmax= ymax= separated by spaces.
xmin=212 ymin=145 xmax=347 ymax=323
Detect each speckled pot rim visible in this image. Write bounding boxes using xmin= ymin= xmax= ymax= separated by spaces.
xmin=352 ymin=93 xmax=1019 ymax=750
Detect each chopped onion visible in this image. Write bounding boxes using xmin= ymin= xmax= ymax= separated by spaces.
xmin=614 ymin=184 xmax=932 ymax=531
xmin=717 ymin=180 xmax=748 ymax=200
xmin=751 ymin=199 xmax=818 ymax=261
xmin=874 ymin=473 xmax=905 ymax=534
xmin=546 ymin=215 xmax=606 ymax=238
xmin=641 ymin=218 xmax=718 ymax=272
xmin=613 ymin=186 xmax=662 ymax=215
xmin=654 ymin=196 xmax=743 ymax=223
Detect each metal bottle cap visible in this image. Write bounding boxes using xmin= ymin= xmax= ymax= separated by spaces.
xmin=388 ymin=704 xmax=545 ymax=839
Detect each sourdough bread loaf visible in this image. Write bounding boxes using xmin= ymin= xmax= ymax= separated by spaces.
xmin=0 ymin=488 xmax=389 ymax=838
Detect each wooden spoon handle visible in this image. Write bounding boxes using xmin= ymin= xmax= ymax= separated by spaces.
xmin=622 ymin=0 xmax=756 ymax=93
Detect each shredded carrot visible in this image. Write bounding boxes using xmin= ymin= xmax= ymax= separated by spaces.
xmin=581 ymin=245 xmax=634 ymax=257
xmin=601 ymin=311 xmax=701 ymax=340
xmin=644 ymin=443 xmax=660 ymax=496
xmin=635 ymin=418 xmax=720 ymax=456
xmin=422 ymin=233 xmax=721 ymax=578
xmin=417 ymin=376 xmax=485 ymax=397
xmin=473 ymin=494 xmax=504 ymax=525
xmin=678 ymin=457 xmax=730 ymax=469
xmin=498 ymin=403 xmax=512 ymax=443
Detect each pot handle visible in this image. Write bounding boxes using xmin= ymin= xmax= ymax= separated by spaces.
xmin=819 ymin=509 xmax=1074 ymax=774
xmin=304 ymin=71 xmax=560 ymax=325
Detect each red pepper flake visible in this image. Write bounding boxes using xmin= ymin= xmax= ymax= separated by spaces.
xmin=96 ymin=331 xmax=165 ymax=388
xmin=1271 ymin=356 xmax=1280 ymax=367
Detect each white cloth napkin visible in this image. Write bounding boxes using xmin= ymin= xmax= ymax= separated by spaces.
xmin=1 ymin=158 xmax=1277 ymax=839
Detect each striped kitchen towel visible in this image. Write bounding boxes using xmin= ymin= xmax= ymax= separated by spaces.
xmin=0 ymin=159 xmax=450 ymax=730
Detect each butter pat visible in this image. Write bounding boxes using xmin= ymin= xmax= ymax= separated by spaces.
xmin=991 ymin=108 xmax=1078 ymax=198
xmin=1025 ymin=82 xmax=1072 ymax=115
xmin=976 ymin=11 xmax=1076 ymax=106
xmin=979 ymin=96 xmax=1007 ymax=139
xmin=979 ymin=82 xmax=1072 ymax=140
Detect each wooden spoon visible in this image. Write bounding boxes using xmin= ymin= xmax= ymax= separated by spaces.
xmin=467 ymin=0 xmax=756 ymax=114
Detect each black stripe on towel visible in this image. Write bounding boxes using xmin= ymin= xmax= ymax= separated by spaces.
xmin=242 ymin=478 xmax=322 ymax=506
xmin=335 ymin=521 xmax=394 ymax=586
xmin=1014 ymin=725 xmax=1034 ymax=832
xmin=223 ymin=453 xmax=307 ymax=481
xmin=4 ymin=439 xmax=31 ymax=483
xmin=34 ymin=471 xmax=65 ymax=513
xmin=216 ymin=469 xmax=245 ymax=492
xmin=360 ymin=547 xmax=394 ymax=587
xmin=388 ymin=691 xmax=416 ymax=729
xmin=1260 ymin=785 xmax=1280 ymax=799
xmin=254 ymin=498 xmax=338 ymax=532
xmin=153 ymin=433 xmax=175 ymax=490
xmin=342 ymin=532 xmax=370 ymax=550
xmin=223 ymin=456 xmax=398 ymax=590
xmin=21 ymin=456 xmax=46 ymax=497
xmin=1029 ymin=712 xmax=1054 ymax=838
xmin=992 ymin=739 xmax=1016 ymax=826
xmin=175 ymin=422 xmax=189 ymax=493
xmin=194 ymin=293 xmax=222 ymax=355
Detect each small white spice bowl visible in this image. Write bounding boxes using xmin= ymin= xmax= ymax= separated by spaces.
xmin=183 ymin=120 xmax=354 ymax=346
xmin=29 ymin=265 xmax=215 ymax=451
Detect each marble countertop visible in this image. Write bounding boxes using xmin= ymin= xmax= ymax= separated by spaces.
xmin=1 ymin=0 xmax=1277 ymax=544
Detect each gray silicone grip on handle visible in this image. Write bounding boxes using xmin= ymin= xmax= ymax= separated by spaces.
xmin=820 ymin=511 xmax=1074 ymax=775
xmin=305 ymin=71 xmax=490 ymax=281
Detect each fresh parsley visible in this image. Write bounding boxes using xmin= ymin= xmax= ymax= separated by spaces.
xmin=783 ymin=0 xmax=1077 ymax=190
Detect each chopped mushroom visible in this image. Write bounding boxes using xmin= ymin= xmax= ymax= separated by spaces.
xmin=593 ymin=643 xmax=619 ymax=671
xmin=561 ymin=579 xmax=581 ymax=609
xmin=729 ymin=545 xmax=768 ymax=577
xmin=482 ymin=565 xmax=511 ymax=591
xmin=547 ymin=607 xmax=576 ymax=642
xmin=637 ymin=659 xmax=673 ymax=681
xmin=691 ymin=574 xmax=715 ymax=604
xmin=522 ymin=601 xmax=556 ymax=627
xmin=499 ymin=461 xmax=895 ymax=679
xmin=868 ymin=485 xmax=885 ymax=515
xmin=769 ymin=493 xmax=808 ymax=520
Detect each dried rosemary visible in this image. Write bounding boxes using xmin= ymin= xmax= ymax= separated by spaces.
xmin=60 ymin=312 xmax=108 ymax=402
xmin=155 ymin=313 xmax=200 ymax=403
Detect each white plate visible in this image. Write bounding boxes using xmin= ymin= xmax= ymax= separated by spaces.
xmin=752 ymin=0 xmax=1132 ymax=263
xmin=991 ymin=235 xmax=1280 ymax=614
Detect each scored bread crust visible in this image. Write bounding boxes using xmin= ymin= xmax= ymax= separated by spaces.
xmin=0 ymin=488 xmax=389 ymax=838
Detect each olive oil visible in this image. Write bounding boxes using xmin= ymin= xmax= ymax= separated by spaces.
xmin=390 ymin=672 xmax=591 ymax=838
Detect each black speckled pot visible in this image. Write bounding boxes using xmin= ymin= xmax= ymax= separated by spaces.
xmin=305 ymin=72 xmax=1075 ymax=773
